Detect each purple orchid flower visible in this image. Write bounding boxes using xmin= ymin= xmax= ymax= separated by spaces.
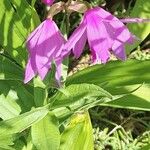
xmin=42 ymin=0 xmax=54 ymax=5
xmin=24 ymin=19 xmax=66 ymax=84
xmin=65 ymin=7 xmax=149 ymax=63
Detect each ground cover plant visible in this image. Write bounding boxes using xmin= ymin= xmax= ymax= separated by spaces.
xmin=0 ymin=0 xmax=150 ymax=149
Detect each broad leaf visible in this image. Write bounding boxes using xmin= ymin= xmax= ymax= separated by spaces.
xmin=51 ymin=84 xmax=112 ymax=122
xmin=33 ymin=77 xmax=48 ymax=107
xmin=0 ymin=80 xmax=35 ymax=116
xmin=0 ymin=0 xmax=40 ymax=67
xmin=66 ymin=60 xmax=150 ymax=111
xmin=0 ymin=55 xmax=23 ymax=81
xmin=101 ymin=84 xmax=150 ymax=111
xmin=66 ymin=60 xmax=150 ymax=88
xmin=0 ymin=107 xmax=49 ymax=137
xmin=60 ymin=111 xmax=94 ymax=150
xmin=51 ymin=83 xmax=112 ymax=109
xmin=31 ymin=112 xmax=60 ymax=150
xmin=0 ymin=88 xmax=21 ymax=120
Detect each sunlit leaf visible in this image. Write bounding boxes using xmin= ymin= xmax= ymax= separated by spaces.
xmin=0 ymin=107 xmax=49 ymax=136
xmin=31 ymin=112 xmax=60 ymax=150
xmin=51 ymin=83 xmax=112 ymax=109
xmin=0 ymin=88 xmax=21 ymax=120
xmin=66 ymin=60 xmax=150 ymax=111
xmin=60 ymin=111 xmax=94 ymax=150
xmin=0 ymin=0 xmax=40 ymax=67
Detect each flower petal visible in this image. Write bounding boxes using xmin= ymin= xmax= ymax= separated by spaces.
xmin=25 ymin=19 xmax=66 ymax=83
xmin=86 ymin=7 xmax=114 ymax=20
xmin=42 ymin=0 xmax=54 ymax=5
xmin=86 ymin=14 xmax=112 ymax=63
xmin=112 ymin=40 xmax=126 ymax=60
xmin=35 ymin=19 xmax=65 ymax=80
xmin=65 ymin=20 xmax=87 ymax=54
xmin=104 ymin=20 xmax=137 ymax=45
xmin=24 ymin=58 xmax=37 ymax=83
xmin=73 ymin=30 xmax=87 ymax=58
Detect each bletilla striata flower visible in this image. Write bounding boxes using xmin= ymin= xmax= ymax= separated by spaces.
xmin=65 ymin=7 xmax=148 ymax=63
xmin=24 ymin=19 xmax=66 ymax=84
xmin=42 ymin=0 xmax=54 ymax=5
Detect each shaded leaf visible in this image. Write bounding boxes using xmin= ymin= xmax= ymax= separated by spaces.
xmin=0 ymin=55 xmax=23 ymax=81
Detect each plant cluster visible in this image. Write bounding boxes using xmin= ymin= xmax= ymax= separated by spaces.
xmin=0 ymin=0 xmax=150 ymax=150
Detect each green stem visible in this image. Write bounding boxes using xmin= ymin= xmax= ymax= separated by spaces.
xmin=66 ymin=12 xmax=70 ymax=37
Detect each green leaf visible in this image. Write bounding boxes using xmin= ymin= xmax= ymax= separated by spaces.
xmin=60 ymin=111 xmax=94 ymax=150
xmin=51 ymin=84 xmax=112 ymax=122
xmin=101 ymin=84 xmax=150 ymax=111
xmin=13 ymin=82 xmax=35 ymax=112
xmin=13 ymin=133 xmax=36 ymax=150
xmin=0 ymin=107 xmax=49 ymax=136
xmin=0 ymin=145 xmax=15 ymax=150
xmin=0 ymin=135 xmax=15 ymax=150
xmin=126 ymin=0 xmax=150 ymax=53
xmin=66 ymin=60 xmax=150 ymax=111
xmin=34 ymin=87 xmax=48 ymax=107
xmin=66 ymin=60 xmax=150 ymax=88
xmin=0 ymin=87 xmax=21 ymax=120
xmin=33 ymin=78 xmax=48 ymax=107
xmin=31 ymin=112 xmax=60 ymax=150
xmin=0 ymin=55 xmax=23 ymax=81
xmin=31 ymin=0 xmax=37 ymax=7
xmin=0 ymin=80 xmax=35 ymax=116
xmin=0 ymin=0 xmax=40 ymax=67
xmin=51 ymin=83 xmax=112 ymax=109
xmin=140 ymin=144 xmax=150 ymax=150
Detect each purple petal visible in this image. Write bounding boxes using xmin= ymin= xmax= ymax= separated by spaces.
xmin=24 ymin=23 xmax=45 ymax=83
xmin=26 ymin=23 xmax=44 ymax=44
xmin=65 ymin=20 xmax=87 ymax=55
xmin=24 ymin=19 xmax=66 ymax=83
xmin=42 ymin=0 xmax=54 ymax=5
xmin=24 ymin=58 xmax=37 ymax=83
xmin=73 ymin=30 xmax=87 ymax=58
xmin=109 ymin=20 xmax=134 ymax=44
xmin=112 ymin=40 xmax=126 ymax=60
xmin=86 ymin=7 xmax=114 ymax=20
xmin=86 ymin=14 xmax=112 ymax=63
xmin=90 ymin=7 xmax=135 ymax=44
xmin=35 ymin=19 xmax=65 ymax=80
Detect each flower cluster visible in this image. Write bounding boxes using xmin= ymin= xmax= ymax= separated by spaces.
xmin=24 ymin=0 xmax=149 ymax=84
